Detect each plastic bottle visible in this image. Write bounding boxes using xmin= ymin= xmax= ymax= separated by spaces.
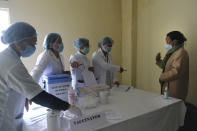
xmin=47 ymin=109 xmax=62 ymax=131
xmin=164 ymin=86 xmax=168 ymax=99
xmin=68 ymin=87 xmax=76 ymax=105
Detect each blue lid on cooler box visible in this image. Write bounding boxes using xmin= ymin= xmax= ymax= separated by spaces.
xmin=43 ymin=74 xmax=72 ymax=84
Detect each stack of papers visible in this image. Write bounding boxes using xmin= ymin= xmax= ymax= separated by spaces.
xmin=23 ymin=103 xmax=48 ymax=125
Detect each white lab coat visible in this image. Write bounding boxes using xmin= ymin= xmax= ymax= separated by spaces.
xmin=69 ymin=52 xmax=92 ymax=91
xmin=92 ymin=48 xmax=120 ymax=86
xmin=0 ymin=47 xmax=43 ymax=131
xmin=31 ymin=50 xmax=65 ymax=85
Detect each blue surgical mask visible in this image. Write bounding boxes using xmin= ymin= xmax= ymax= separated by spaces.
xmin=104 ymin=47 xmax=111 ymax=53
xmin=81 ymin=48 xmax=89 ymax=55
xmin=58 ymin=43 xmax=64 ymax=53
xmin=165 ymin=43 xmax=172 ymax=51
xmin=20 ymin=45 xmax=36 ymax=57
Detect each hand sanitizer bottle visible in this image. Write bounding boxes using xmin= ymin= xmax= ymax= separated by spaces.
xmin=164 ymin=86 xmax=168 ymax=99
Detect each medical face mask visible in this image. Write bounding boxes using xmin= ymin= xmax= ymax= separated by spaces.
xmin=20 ymin=45 xmax=36 ymax=57
xmin=165 ymin=43 xmax=172 ymax=51
xmin=81 ymin=48 xmax=89 ymax=55
xmin=57 ymin=43 xmax=64 ymax=53
xmin=104 ymin=47 xmax=111 ymax=53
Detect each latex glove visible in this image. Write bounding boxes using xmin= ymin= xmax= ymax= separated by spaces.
xmin=68 ymin=105 xmax=82 ymax=117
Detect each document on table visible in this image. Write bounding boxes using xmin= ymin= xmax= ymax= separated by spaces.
xmin=23 ymin=103 xmax=47 ymax=125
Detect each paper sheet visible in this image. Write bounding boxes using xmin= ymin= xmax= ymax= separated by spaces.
xmin=111 ymin=85 xmax=134 ymax=92
xmin=23 ymin=103 xmax=47 ymax=125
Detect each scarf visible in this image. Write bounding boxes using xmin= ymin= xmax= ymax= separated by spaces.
xmin=160 ymin=44 xmax=183 ymax=70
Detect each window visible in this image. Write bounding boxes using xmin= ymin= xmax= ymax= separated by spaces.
xmin=0 ymin=8 xmax=9 ymax=52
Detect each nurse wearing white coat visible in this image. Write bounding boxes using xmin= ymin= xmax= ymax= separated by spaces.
xmin=92 ymin=37 xmax=124 ymax=87
xmin=0 ymin=22 xmax=81 ymax=131
xmin=70 ymin=38 xmax=95 ymax=92
xmin=31 ymin=33 xmax=70 ymax=85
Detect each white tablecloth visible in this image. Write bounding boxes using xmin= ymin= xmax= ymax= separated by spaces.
xmin=23 ymin=86 xmax=186 ymax=131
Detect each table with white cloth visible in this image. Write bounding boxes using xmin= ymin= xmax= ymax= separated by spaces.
xmin=23 ymin=86 xmax=186 ymax=131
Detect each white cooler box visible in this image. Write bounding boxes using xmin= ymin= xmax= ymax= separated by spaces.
xmin=43 ymin=74 xmax=72 ymax=102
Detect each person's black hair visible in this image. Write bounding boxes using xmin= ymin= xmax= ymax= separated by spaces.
xmin=167 ymin=31 xmax=187 ymax=45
